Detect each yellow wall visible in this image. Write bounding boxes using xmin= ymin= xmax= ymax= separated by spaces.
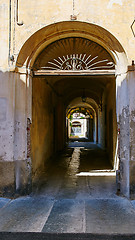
xmin=31 ymin=78 xmax=54 ymax=180
xmin=1 ymin=0 xmax=134 ymax=71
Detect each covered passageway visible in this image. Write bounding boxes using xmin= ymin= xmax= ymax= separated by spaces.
xmin=14 ymin=21 xmax=129 ymax=197
xmin=30 ymin=36 xmax=117 ymax=185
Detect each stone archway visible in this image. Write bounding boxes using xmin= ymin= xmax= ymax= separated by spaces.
xmin=16 ymin=21 xmax=127 ymax=74
xmin=14 ymin=21 xmax=132 ymax=198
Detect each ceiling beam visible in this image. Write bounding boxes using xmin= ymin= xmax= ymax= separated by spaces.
xmin=33 ymin=69 xmax=115 ymax=77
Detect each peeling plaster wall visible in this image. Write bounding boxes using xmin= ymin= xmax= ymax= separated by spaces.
xmin=116 ymin=71 xmax=135 ymax=198
xmin=14 ymin=73 xmax=26 ymax=162
xmin=0 ymin=72 xmax=15 ymax=162
xmin=0 ymin=72 xmax=15 ymax=196
xmin=117 ymin=74 xmax=130 ymax=197
xmin=128 ymin=71 xmax=135 ymax=198
xmin=13 ymin=73 xmax=32 ymax=195
xmin=0 ymin=71 xmax=31 ymax=196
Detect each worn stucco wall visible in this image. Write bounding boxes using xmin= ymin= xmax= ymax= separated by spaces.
xmin=117 ymin=74 xmax=130 ymax=197
xmin=116 ymin=69 xmax=135 ymax=198
xmin=0 ymin=71 xmax=31 ymax=196
xmin=0 ymin=72 xmax=15 ymax=162
xmin=128 ymin=71 xmax=135 ymax=198
xmin=0 ymin=72 xmax=15 ymax=196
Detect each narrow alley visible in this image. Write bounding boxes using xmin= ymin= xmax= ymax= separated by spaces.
xmin=1 ymin=2 xmax=135 ymax=239
xmin=0 ymin=142 xmax=135 ymax=234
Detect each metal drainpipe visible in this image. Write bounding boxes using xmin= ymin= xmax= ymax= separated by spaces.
xmin=16 ymin=0 xmax=23 ymax=26
xmin=8 ymin=0 xmax=11 ymax=64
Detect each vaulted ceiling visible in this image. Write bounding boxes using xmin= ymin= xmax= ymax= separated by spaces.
xmin=33 ymin=37 xmax=115 ymax=109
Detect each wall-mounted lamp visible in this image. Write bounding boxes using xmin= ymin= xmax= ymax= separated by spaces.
xmin=81 ymin=89 xmax=87 ymax=103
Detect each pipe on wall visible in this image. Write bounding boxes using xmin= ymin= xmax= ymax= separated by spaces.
xmin=16 ymin=0 xmax=23 ymax=26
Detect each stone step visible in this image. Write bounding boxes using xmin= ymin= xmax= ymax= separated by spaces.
xmin=0 ymin=233 xmax=135 ymax=240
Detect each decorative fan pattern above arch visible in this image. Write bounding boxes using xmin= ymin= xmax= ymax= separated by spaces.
xmin=41 ymin=53 xmax=114 ymax=71
xmin=34 ymin=37 xmax=115 ymax=71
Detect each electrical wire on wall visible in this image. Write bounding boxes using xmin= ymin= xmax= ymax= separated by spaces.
xmin=73 ymin=0 xmax=75 ymax=16
xmin=70 ymin=0 xmax=77 ymax=20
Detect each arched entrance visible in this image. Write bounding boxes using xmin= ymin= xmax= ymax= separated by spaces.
xmin=66 ymin=106 xmax=95 ymax=141
xmin=31 ymin=36 xmax=116 ymax=176
xmin=15 ymin=21 xmax=129 ymax=197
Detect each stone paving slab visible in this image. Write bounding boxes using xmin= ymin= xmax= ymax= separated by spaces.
xmin=42 ymin=199 xmax=85 ymax=233
xmin=0 ymin=196 xmax=54 ymax=232
xmin=0 ymin=196 xmax=135 ymax=233
xmin=85 ymin=198 xmax=135 ymax=234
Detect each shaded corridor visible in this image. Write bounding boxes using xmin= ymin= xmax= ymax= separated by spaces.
xmin=34 ymin=142 xmax=114 ymax=199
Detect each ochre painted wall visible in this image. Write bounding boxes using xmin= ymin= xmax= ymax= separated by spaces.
xmin=1 ymin=0 xmax=135 ymax=70
xmin=31 ymin=78 xmax=54 ymax=180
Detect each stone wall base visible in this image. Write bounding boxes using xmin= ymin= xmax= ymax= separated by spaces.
xmin=0 ymin=159 xmax=32 ymax=198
